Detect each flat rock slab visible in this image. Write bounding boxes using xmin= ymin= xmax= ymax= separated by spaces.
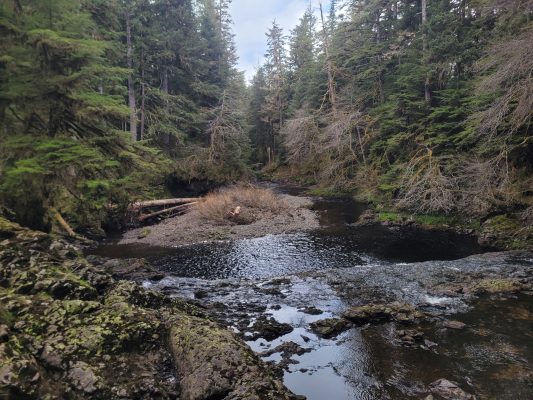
xmin=169 ymin=316 xmax=299 ymax=400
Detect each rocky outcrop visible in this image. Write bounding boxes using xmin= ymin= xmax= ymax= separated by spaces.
xmin=0 ymin=217 xmax=297 ymax=399
xmin=170 ymin=317 xmax=299 ymax=400
xmin=309 ymin=318 xmax=352 ymax=339
xmin=342 ymin=302 xmax=425 ymax=325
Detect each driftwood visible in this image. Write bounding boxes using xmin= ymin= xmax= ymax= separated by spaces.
xmin=138 ymin=202 xmax=197 ymax=222
xmin=50 ymin=208 xmax=92 ymax=243
xmin=129 ymin=198 xmax=199 ymax=211
xmin=51 ymin=208 xmax=77 ymax=237
xmin=228 ymin=206 xmax=241 ymax=217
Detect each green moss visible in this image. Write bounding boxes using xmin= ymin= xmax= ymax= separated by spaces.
xmin=414 ymin=214 xmax=457 ymax=226
xmin=0 ymin=307 xmax=15 ymax=325
xmin=377 ymin=211 xmax=402 ymax=223
xmin=471 ymin=279 xmax=523 ymax=294
xmin=480 ymin=214 xmax=533 ymax=250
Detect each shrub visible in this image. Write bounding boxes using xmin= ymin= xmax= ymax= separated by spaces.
xmin=197 ymin=186 xmax=287 ymax=225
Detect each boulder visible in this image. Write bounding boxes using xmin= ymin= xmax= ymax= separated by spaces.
xmin=443 ymin=320 xmax=466 ymax=330
xmin=429 ymin=378 xmax=476 ymax=400
xmin=68 ymin=361 xmax=99 ymax=394
xmin=309 ymin=318 xmax=352 ymax=339
xmin=169 ymin=317 xmax=300 ymax=400
xmin=249 ymin=316 xmax=293 ymax=341
xmin=299 ymin=306 xmax=323 ymax=315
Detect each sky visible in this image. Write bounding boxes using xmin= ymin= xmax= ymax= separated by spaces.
xmin=229 ymin=0 xmax=332 ymax=82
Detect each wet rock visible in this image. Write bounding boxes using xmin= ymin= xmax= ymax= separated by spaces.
xmin=268 ymin=278 xmax=292 ymax=286
xmin=258 ymin=287 xmax=287 ymax=297
xmin=428 ymin=378 xmax=476 ymax=400
xmin=249 ymin=316 xmax=294 ymax=341
xmin=169 ymin=317 xmax=300 ymax=400
xmin=443 ymin=320 xmax=466 ymax=330
xmin=260 ymin=341 xmax=311 ymax=371
xmin=470 ymin=279 xmax=524 ymax=295
xmin=193 ymin=289 xmax=209 ymax=299
xmin=101 ymin=258 xmax=165 ymax=282
xmin=397 ymin=329 xmax=424 ymax=346
xmin=299 ymin=306 xmax=323 ymax=315
xmin=342 ymin=302 xmax=424 ymax=326
xmin=236 ymin=303 xmax=268 ymax=313
xmin=260 ymin=341 xmax=311 ymax=359
xmin=309 ymin=318 xmax=352 ymax=339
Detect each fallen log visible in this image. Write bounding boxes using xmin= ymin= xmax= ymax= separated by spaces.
xmin=51 ymin=208 xmax=77 ymax=237
xmin=138 ymin=202 xmax=197 ymax=222
xmin=129 ymin=198 xmax=199 ymax=211
xmin=50 ymin=208 xmax=93 ymax=243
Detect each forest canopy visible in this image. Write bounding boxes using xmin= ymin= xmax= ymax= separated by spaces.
xmin=0 ymin=0 xmax=531 ymax=238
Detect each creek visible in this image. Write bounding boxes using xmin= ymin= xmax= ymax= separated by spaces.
xmin=93 ymin=188 xmax=532 ymax=399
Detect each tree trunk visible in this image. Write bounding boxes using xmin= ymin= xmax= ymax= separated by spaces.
xmin=126 ymin=11 xmax=137 ymax=141
xmin=320 ymin=2 xmax=337 ymax=113
xmin=129 ymin=198 xmax=200 ymax=211
xmin=162 ymin=68 xmax=169 ymax=94
xmin=140 ymin=47 xmax=146 ymax=140
xmin=52 ymin=209 xmax=76 ymax=237
xmin=422 ymin=0 xmax=431 ymax=105
xmin=375 ymin=11 xmax=385 ymax=104
xmin=13 ymin=0 xmax=23 ymax=14
xmin=138 ymin=203 xmax=197 ymax=222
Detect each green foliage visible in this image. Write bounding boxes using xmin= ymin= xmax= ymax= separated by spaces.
xmin=0 ymin=0 xmax=249 ymax=232
xmin=249 ymin=0 xmax=533 ymax=223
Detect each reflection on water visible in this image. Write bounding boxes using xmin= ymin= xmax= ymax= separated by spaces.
xmin=92 ymin=197 xmax=489 ymax=279
xmin=271 ymin=295 xmax=533 ymax=400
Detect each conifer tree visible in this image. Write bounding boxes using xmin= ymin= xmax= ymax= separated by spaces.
xmin=261 ymin=21 xmax=287 ymax=163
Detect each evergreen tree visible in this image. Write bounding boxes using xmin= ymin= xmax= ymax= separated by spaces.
xmin=288 ymin=6 xmax=320 ymax=112
xmin=261 ymin=21 xmax=287 ymax=163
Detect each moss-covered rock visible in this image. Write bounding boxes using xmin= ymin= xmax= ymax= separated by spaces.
xmin=170 ymin=317 xmax=299 ymax=400
xmin=479 ymin=214 xmax=533 ymax=250
xmin=0 ymin=218 xmax=297 ymax=399
xmin=470 ymin=279 xmax=525 ymax=295
xmin=342 ymin=302 xmax=425 ymax=326
xmin=309 ymin=318 xmax=352 ymax=339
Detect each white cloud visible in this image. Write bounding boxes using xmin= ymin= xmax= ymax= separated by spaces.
xmin=230 ymin=0 xmax=331 ymax=82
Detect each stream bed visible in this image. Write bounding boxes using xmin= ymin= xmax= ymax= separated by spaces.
xmin=92 ymin=192 xmax=532 ymax=399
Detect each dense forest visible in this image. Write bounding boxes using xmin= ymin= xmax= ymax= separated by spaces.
xmin=0 ymin=0 xmax=532 ymax=245
xmin=250 ymin=0 xmax=532 ymax=220
xmin=0 ymin=0 xmax=250 ymax=234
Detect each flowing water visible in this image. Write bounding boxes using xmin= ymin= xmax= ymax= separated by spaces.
xmin=93 ymin=190 xmax=532 ymax=399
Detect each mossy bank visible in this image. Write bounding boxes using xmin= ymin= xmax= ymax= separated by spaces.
xmin=0 ymin=217 xmax=300 ymax=400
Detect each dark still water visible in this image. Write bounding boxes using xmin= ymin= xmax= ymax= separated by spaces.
xmin=93 ymin=196 xmax=489 ymax=280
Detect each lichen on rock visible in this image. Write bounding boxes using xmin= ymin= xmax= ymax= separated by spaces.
xmin=0 ymin=217 xmax=297 ymax=399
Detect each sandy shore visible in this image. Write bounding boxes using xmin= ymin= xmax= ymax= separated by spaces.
xmin=119 ymin=194 xmax=319 ymax=247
